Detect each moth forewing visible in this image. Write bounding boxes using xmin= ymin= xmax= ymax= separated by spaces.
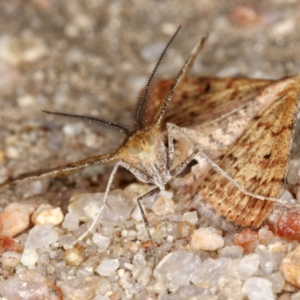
xmin=178 ymin=73 xmax=300 ymax=231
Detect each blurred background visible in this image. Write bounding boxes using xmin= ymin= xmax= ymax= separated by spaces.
xmin=0 ymin=0 xmax=300 ymax=205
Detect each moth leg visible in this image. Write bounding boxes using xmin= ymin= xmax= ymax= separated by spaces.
xmin=170 ymin=151 xmax=198 ymax=176
xmin=167 ymin=123 xmax=199 ymax=176
xmin=167 ymin=122 xmax=175 ymax=170
xmin=72 ymin=162 xmax=120 ymax=245
xmin=136 ymin=187 xmax=160 ymax=258
xmin=167 ymin=123 xmax=285 ymax=203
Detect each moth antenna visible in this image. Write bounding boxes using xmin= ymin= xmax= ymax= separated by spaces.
xmin=152 ymin=35 xmax=208 ymax=127
xmin=135 ymin=25 xmax=181 ymax=130
xmin=0 ymin=153 xmax=116 ymax=189
xmin=42 ymin=110 xmax=131 ymax=136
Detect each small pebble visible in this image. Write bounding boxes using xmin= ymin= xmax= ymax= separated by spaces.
xmin=21 ymin=248 xmax=39 ymax=266
xmin=280 ymin=244 xmax=300 ymax=287
xmin=218 ymin=245 xmax=244 ymax=260
xmin=192 ymin=257 xmax=238 ymax=288
xmin=265 ymin=272 xmax=285 ymax=294
xmin=31 ymin=204 xmax=64 ymax=226
xmin=182 ymin=211 xmax=198 ymax=225
xmin=131 ymin=204 xmax=144 ymax=222
xmin=92 ymin=233 xmax=111 ymax=252
xmin=58 ymin=276 xmax=102 ymax=300
xmin=0 ymin=269 xmax=63 ymax=300
xmin=0 ymin=203 xmax=36 ymax=237
xmin=25 ymin=225 xmax=59 ymax=249
xmin=154 ymin=250 xmax=201 ymax=292
xmin=151 ymin=194 xmax=175 ymax=216
xmin=258 ymin=227 xmax=274 ymax=245
xmin=190 ymin=227 xmax=224 ymax=251
xmin=256 ymin=245 xmax=277 ymax=274
xmin=68 ymin=191 xmax=134 ymax=226
xmin=1 ymin=251 xmax=21 ymax=268
xmin=242 ymin=277 xmax=274 ymax=300
xmin=62 ymin=212 xmax=80 ymax=231
xmin=177 ymin=221 xmax=195 ymax=238
xmin=17 ymin=94 xmax=35 ymax=107
xmin=96 ymin=258 xmax=120 ymax=277
xmin=233 ymin=228 xmax=259 ymax=252
xmin=238 ymin=253 xmax=260 ymax=280
xmin=63 ymin=123 xmax=85 ymax=136
xmin=0 ymin=234 xmax=22 ymax=255
xmin=63 ymin=248 xmax=84 ymax=266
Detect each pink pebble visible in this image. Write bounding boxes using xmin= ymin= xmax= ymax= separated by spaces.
xmin=0 ymin=203 xmax=36 ymax=237
xmin=0 ymin=233 xmax=22 ymax=255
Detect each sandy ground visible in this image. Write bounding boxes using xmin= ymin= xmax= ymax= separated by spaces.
xmin=1 ymin=1 xmax=300 ymax=200
xmin=0 ymin=0 xmax=300 ymax=297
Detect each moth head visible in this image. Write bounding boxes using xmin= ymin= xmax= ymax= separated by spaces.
xmin=120 ymin=127 xmax=162 ymax=158
xmin=117 ymin=126 xmax=169 ymax=188
xmin=127 ymin=130 xmax=155 ymax=154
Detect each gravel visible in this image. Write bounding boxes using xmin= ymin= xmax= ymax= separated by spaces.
xmin=1 ymin=1 xmax=300 ymax=299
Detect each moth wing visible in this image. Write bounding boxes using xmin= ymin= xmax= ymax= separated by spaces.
xmin=188 ymin=75 xmax=300 ymax=230
xmin=147 ymin=76 xmax=280 ymax=166
xmin=146 ymin=77 xmax=273 ymax=128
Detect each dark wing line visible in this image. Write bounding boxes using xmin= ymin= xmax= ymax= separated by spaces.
xmin=135 ymin=25 xmax=182 ymax=130
xmin=152 ymin=35 xmax=208 ymax=127
xmin=0 ymin=153 xmax=117 ymax=189
xmin=42 ymin=110 xmax=131 ymax=136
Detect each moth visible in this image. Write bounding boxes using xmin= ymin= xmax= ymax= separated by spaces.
xmin=0 ymin=26 xmax=212 ymax=247
xmin=2 ymin=25 xmax=298 ymax=246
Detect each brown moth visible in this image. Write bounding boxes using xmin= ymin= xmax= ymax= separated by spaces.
xmin=0 ymin=26 xmax=211 ymax=246
xmin=148 ymin=73 xmax=300 ymax=238
xmin=2 ymin=25 xmax=298 ymax=245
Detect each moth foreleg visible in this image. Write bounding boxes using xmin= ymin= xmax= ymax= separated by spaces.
xmin=166 ymin=122 xmax=175 ymax=170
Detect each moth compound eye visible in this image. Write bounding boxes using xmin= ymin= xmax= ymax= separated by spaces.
xmin=144 ymin=132 xmax=155 ymax=146
xmin=128 ymin=141 xmax=142 ymax=154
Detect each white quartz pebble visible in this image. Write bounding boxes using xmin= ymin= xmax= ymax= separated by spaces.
xmin=238 ymin=253 xmax=260 ymax=280
xmin=152 ymin=192 xmax=175 ymax=215
xmin=68 ymin=191 xmax=134 ymax=226
xmin=25 ymin=225 xmax=59 ymax=249
xmin=62 ymin=212 xmax=80 ymax=231
xmin=256 ymin=245 xmax=277 ymax=274
xmin=92 ymin=233 xmax=111 ymax=252
xmin=182 ymin=211 xmax=198 ymax=225
xmin=20 ymin=248 xmax=39 ymax=266
xmin=1 ymin=251 xmax=21 ymax=268
xmin=154 ymin=250 xmax=201 ymax=292
xmin=0 ymin=269 xmax=62 ymax=299
xmin=96 ymin=259 xmax=120 ymax=277
xmin=242 ymin=277 xmax=274 ymax=300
